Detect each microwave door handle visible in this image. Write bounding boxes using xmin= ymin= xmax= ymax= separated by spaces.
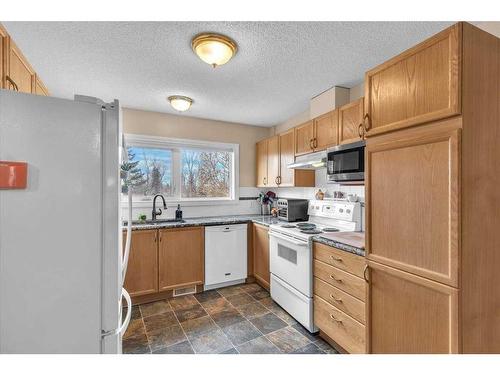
xmin=269 ymin=231 xmax=309 ymax=247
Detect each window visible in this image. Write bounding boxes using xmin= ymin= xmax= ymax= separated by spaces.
xmin=123 ymin=134 xmax=238 ymax=204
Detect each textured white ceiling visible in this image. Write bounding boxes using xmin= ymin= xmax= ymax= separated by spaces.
xmin=3 ymin=21 xmax=453 ymax=127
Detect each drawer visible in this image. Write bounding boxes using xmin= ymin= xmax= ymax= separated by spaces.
xmin=314 ymin=277 xmax=365 ymax=324
xmin=314 ymin=242 xmax=365 ymax=278
xmin=314 ymin=295 xmax=365 ymax=354
xmin=314 ymin=259 xmax=366 ymax=301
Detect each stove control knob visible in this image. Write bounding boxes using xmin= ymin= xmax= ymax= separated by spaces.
xmin=339 ymin=208 xmax=344 ymax=213
xmin=346 ymin=209 xmax=351 ymax=214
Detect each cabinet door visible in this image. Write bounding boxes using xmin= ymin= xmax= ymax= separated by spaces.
xmin=256 ymin=139 xmax=268 ymax=187
xmin=279 ymin=128 xmax=295 ymax=187
xmin=34 ymin=75 xmax=49 ymax=96
xmin=123 ymin=230 xmax=158 ymax=297
xmin=366 ymin=261 xmax=459 ymax=354
xmin=158 ymin=227 xmax=204 ymax=291
xmin=267 ymin=135 xmax=280 ymax=187
xmin=7 ymin=38 xmax=35 ymax=93
xmin=295 ymin=120 xmax=314 ymax=156
xmin=253 ymin=223 xmax=270 ymax=290
xmin=339 ymin=98 xmax=364 ymax=144
xmin=0 ymin=25 xmax=7 ymax=89
xmin=364 ymin=24 xmax=461 ymax=136
xmin=314 ymin=110 xmax=338 ymax=150
xmin=365 ymin=118 xmax=460 ymax=287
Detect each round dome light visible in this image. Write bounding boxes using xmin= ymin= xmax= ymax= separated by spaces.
xmin=167 ymin=95 xmax=193 ymax=112
xmin=191 ymin=33 xmax=237 ymax=68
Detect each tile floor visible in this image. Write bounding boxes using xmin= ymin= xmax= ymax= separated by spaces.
xmin=122 ymin=283 xmax=338 ymax=354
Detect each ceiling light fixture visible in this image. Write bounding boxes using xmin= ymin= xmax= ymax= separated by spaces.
xmin=167 ymin=95 xmax=193 ymax=112
xmin=191 ymin=33 xmax=237 ymax=68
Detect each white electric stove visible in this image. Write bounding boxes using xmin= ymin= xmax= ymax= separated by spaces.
xmin=268 ymin=200 xmax=362 ymax=332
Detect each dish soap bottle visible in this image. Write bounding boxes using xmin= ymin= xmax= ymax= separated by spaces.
xmin=175 ymin=204 xmax=183 ymax=221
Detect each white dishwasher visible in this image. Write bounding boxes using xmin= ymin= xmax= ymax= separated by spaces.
xmin=204 ymin=224 xmax=248 ymax=290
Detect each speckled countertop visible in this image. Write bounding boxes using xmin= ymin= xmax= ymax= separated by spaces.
xmin=312 ymin=236 xmax=365 ymax=257
xmin=124 ymin=215 xmax=279 ymax=231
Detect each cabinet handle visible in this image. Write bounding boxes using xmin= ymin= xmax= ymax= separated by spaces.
xmin=154 ymin=231 xmax=157 ymax=242
xmin=6 ymin=76 xmax=19 ymax=92
xmin=329 ymin=294 xmax=342 ymax=303
xmin=275 ymin=176 xmax=279 ymax=185
xmin=358 ymin=123 xmax=364 ymax=138
xmin=263 ymin=177 xmax=267 ymax=185
xmin=363 ymin=113 xmax=371 ymax=131
xmin=363 ymin=265 xmax=369 ymax=283
xmin=330 ymin=255 xmax=343 ymax=262
xmin=329 ymin=314 xmax=343 ymax=324
xmin=309 ymin=139 xmax=314 ymax=149
xmin=313 ymin=138 xmax=318 ymax=148
xmin=330 ymin=274 xmax=343 ymax=283
xmin=159 ymin=232 xmax=162 ymax=242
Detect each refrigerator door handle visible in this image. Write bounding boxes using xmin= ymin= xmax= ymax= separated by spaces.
xmin=101 ymin=288 xmax=131 ymax=338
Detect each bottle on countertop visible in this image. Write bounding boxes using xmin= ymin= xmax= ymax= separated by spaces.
xmin=175 ymin=204 xmax=183 ymax=221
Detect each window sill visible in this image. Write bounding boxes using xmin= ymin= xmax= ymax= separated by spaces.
xmin=121 ymin=198 xmax=242 ymax=208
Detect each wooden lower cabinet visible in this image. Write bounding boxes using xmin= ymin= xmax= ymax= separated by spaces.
xmin=252 ymin=223 xmax=270 ymax=290
xmin=123 ymin=230 xmax=158 ymax=298
xmin=366 ymin=261 xmax=459 ymax=353
xmin=158 ymin=227 xmax=204 ymax=291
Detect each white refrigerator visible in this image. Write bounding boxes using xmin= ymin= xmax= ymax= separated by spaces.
xmin=0 ymin=90 xmax=129 ymax=353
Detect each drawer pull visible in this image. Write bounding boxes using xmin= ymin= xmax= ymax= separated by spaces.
xmin=330 ymin=255 xmax=343 ymax=262
xmin=329 ymin=294 xmax=342 ymax=303
xmin=329 ymin=313 xmax=343 ymax=324
xmin=330 ymin=274 xmax=343 ymax=283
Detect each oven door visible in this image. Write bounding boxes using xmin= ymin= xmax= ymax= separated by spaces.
xmin=269 ymin=230 xmax=312 ymax=297
xmin=327 ymin=140 xmax=365 ymax=182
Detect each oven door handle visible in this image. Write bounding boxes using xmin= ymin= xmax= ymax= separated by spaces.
xmin=269 ymin=231 xmax=309 ymax=247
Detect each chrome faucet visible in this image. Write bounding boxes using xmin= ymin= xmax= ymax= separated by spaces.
xmin=152 ymin=194 xmax=167 ymax=221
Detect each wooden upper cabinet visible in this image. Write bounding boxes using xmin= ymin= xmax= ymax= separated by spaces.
xmin=253 ymin=223 xmax=270 ymax=290
xmin=278 ymin=129 xmax=295 ymax=187
xmin=0 ymin=26 xmax=7 ymax=89
xmin=158 ymin=227 xmax=204 ymax=291
xmin=34 ymin=75 xmax=49 ymax=96
xmin=267 ymin=135 xmax=280 ymax=187
xmin=6 ymin=38 xmax=35 ymax=94
xmin=365 ymin=118 xmax=460 ymax=287
xmin=295 ymin=120 xmax=315 ymax=155
xmin=364 ymin=23 xmax=461 ymax=136
xmin=256 ymin=139 xmax=268 ymax=187
xmin=339 ymin=98 xmax=364 ymax=144
xmin=367 ymin=261 xmax=459 ymax=354
xmin=314 ymin=110 xmax=339 ymax=150
xmin=123 ymin=230 xmax=158 ymax=297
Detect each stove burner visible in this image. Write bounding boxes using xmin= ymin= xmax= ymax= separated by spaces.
xmin=322 ymin=227 xmax=340 ymax=232
xmin=300 ymin=229 xmax=323 ymax=234
xmin=296 ymin=223 xmax=316 ymax=228
xmin=280 ymin=224 xmax=297 ymax=228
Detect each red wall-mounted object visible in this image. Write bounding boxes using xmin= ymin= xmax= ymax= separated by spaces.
xmin=0 ymin=161 xmax=28 ymax=189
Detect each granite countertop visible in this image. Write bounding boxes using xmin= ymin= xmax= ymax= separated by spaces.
xmin=312 ymin=234 xmax=365 ymax=257
xmin=124 ymin=214 xmax=279 ymax=231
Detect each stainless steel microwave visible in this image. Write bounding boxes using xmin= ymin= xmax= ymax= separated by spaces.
xmin=327 ymin=140 xmax=365 ymax=183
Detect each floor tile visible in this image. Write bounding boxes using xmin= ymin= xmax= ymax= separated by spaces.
xmin=220 ymin=347 xmax=238 ymax=354
xmin=123 ymin=305 xmax=142 ymax=321
xmin=168 ymin=295 xmax=198 ymax=311
xmin=225 ymin=293 xmax=255 ymax=307
xmin=181 ymin=315 xmax=218 ymax=338
xmin=216 ymin=285 xmax=245 ymax=297
xmin=270 ymin=305 xmax=297 ymax=325
xmin=290 ymin=323 xmax=321 ymax=342
xmin=291 ymin=343 xmax=325 ymax=354
xmin=201 ymin=297 xmax=233 ymax=315
xmin=190 ymin=328 xmax=234 ymax=354
xmin=246 ymin=289 xmax=270 ymax=301
xmin=236 ymin=301 xmax=269 ymax=320
xmin=147 ymin=324 xmax=187 ymax=352
xmin=123 ymin=318 xmax=146 ymax=339
xmin=122 ymin=332 xmax=150 ymax=354
xmin=236 ymin=336 xmax=280 ymax=354
xmin=152 ymin=340 xmax=194 ymax=354
xmin=315 ymin=338 xmax=339 ymax=354
xmin=259 ymin=297 xmax=280 ymax=310
xmin=211 ymin=307 xmax=246 ymax=328
xmin=250 ymin=312 xmax=287 ymax=335
xmin=239 ymin=283 xmax=264 ymax=293
xmin=174 ymin=304 xmax=207 ymax=323
xmin=139 ymin=300 xmax=172 ymax=318
xmin=194 ymin=290 xmax=221 ymax=303
xmin=143 ymin=311 xmax=178 ymax=332
xmin=222 ymin=320 xmax=262 ymax=346
xmin=266 ymin=326 xmax=311 ymax=353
